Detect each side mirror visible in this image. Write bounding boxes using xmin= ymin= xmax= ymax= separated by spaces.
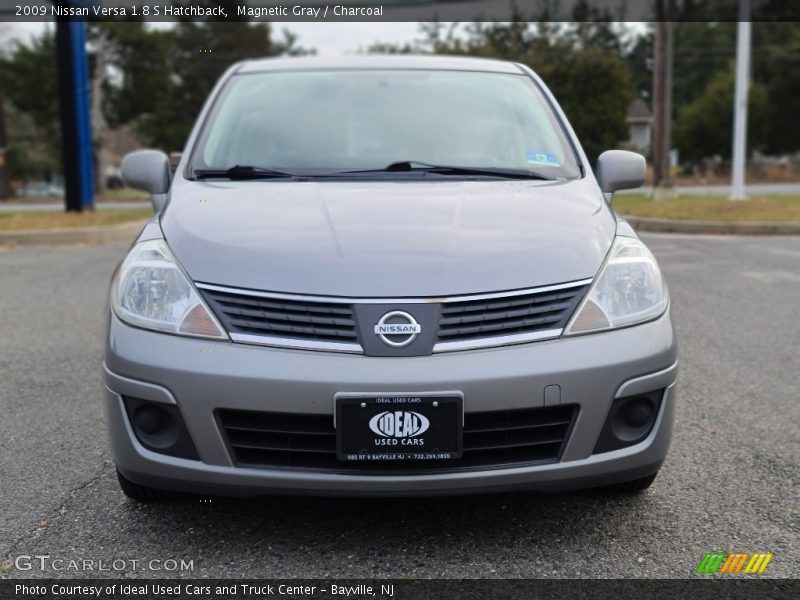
xmin=596 ymin=150 xmax=646 ymax=194
xmin=121 ymin=150 xmax=171 ymax=212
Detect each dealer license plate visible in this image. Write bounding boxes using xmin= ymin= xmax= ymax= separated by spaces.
xmin=336 ymin=394 xmax=463 ymax=462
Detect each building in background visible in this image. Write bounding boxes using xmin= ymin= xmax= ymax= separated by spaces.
xmin=626 ymin=98 xmax=652 ymax=154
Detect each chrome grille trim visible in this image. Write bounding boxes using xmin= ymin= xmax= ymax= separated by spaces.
xmin=229 ymin=333 xmax=363 ymax=354
xmin=432 ymin=328 xmax=563 ymax=353
xmin=196 ymin=280 xmax=592 ymax=353
xmin=195 ymin=279 xmax=593 ymax=305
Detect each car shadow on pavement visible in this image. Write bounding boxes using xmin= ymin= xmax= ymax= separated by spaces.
xmin=121 ymin=487 xmax=649 ymax=561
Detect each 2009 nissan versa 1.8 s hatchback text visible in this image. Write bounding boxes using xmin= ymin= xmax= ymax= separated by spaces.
xmin=106 ymin=56 xmax=676 ymax=501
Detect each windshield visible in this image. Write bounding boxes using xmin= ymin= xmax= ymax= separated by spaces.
xmin=191 ymin=69 xmax=582 ymax=179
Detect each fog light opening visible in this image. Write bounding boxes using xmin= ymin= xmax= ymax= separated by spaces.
xmin=132 ymin=404 xmax=179 ymax=449
xmin=122 ymin=396 xmax=199 ymax=460
xmin=611 ymin=396 xmax=657 ymax=442
xmin=622 ymin=397 xmax=656 ymax=429
xmin=133 ymin=405 xmax=168 ymax=436
xmin=593 ymin=390 xmax=663 ymax=454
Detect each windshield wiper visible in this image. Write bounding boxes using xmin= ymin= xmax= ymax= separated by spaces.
xmin=193 ymin=165 xmax=298 ymax=180
xmin=193 ymin=162 xmax=554 ymax=181
xmin=334 ymin=160 xmax=554 ymax=180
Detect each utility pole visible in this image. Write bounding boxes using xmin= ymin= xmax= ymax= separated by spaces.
xmin=730 ymin=0 xmax=751 ymax=200
xmin=0 ymin=90 xmax=10 ymax=200
xmin=652 ymin=1 xmax=674 ymax=198
xmin=55 ymin=15 xmax=95 ymax=212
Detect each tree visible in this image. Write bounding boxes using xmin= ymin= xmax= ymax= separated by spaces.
xmin=662 ymin=21 xmax=800 ymax=162
xmin=98 ymin=17 xmax=312 ymax=153
xmin=0 ymin=34 xmax=61 ymax=163
xmin=0 ymin=34 xmax=62 ymax=182
xmin=0 ymin=11 xmax=314 ymax=188
xmin=753 ymin=23 xmax=800 ymax=155
xmin=94 ymin=22 xmax=175 ymax=143
xmin=376 ymin=19 xmax=635 ymax=165
xmin=624 ymin=27 xmax=653 ymax=102
xmin=540 ymin=50 xmax=633 ymax=164
xmin=671 ymin=22 xmax=736 ymax=116
xmin=673 ymin=65 xmax=767 ymax=164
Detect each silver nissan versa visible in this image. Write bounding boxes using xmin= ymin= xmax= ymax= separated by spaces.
xmin=105 ymin=56 xmax=677 ymax=501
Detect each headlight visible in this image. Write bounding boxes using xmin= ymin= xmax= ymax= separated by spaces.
xmin=564 ymin=236 xmax=668 ymax=335
xmin=111 ymin=239 xmax=227 ymax=339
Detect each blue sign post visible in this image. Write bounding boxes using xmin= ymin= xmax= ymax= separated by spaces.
xmin=56 ymin=13 xmax=95 ymax=211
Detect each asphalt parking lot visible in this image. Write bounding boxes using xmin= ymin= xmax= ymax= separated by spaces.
xmin=0 ymin=233 xmax=797 ymax=579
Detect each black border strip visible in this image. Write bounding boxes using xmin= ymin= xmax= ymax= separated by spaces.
xmin=1 ymin=579 xmax=798 ymax=600
xmin=3 ymin=0 xmax=800 ymax=23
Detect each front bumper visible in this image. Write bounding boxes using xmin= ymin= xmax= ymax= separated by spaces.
xmin=104 ymin=312 xmax=677 ymax=496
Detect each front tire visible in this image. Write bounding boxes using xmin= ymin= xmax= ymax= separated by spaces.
xmin=116 ymin=469 xmax=176 ymax=502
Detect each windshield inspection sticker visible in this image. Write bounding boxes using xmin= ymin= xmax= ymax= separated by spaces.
xmin=526 ymin=151 xmax=560 ymax=167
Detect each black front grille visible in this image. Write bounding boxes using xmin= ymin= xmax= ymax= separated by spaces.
xmin=201 ymin=287 xmax=358 ymax=344
xmin=217 ymin=405 xmax=577 ymax=473
xmin=437 ymin=284 xmax=588 ymax=343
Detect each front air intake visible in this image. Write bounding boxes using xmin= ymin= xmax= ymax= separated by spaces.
xmin=217 ymin=405 xmax=577 ymax=473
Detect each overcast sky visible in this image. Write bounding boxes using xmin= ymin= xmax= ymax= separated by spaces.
xmin=1 ymin=21 xmax=425 ymax=55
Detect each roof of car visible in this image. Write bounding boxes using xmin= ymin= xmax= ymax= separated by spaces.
xmin=235 ymin=55 xmax=526 ymax=75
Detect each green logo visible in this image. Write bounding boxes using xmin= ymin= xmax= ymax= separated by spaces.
xmin=696 ymin=552 xmax=773 ymax=574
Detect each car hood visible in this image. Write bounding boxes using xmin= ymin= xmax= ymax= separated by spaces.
xmin=161 ymin=177 xmax=616 ymax=297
